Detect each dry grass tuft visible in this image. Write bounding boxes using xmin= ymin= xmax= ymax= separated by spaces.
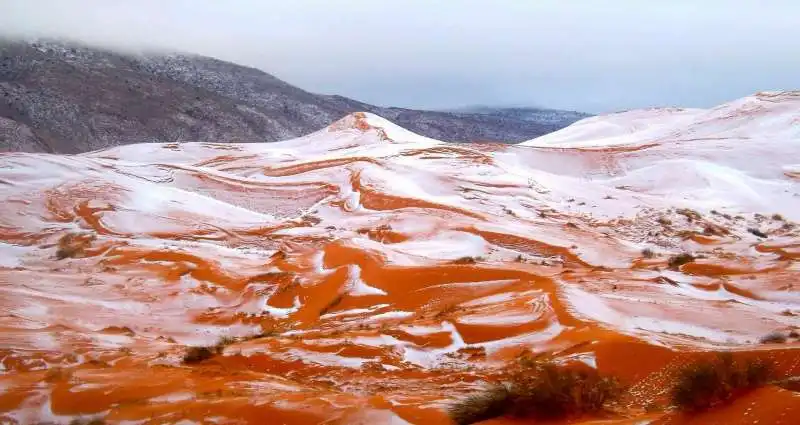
xmin=657 ymin=216 xmax=673 ymax=226
xmin=668 ymin=253 xmax=695 ymax=269
xmin=55 ymin=232 xmax=96 ymax=260
xmin=676 ymin=208 xmax=702 ymax=222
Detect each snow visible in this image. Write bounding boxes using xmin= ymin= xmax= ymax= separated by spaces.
xmin=511 ymin=92 xmax=800 ymax=221
xmin=364 ymin=311 xmax=415 ymax=322
xmin=345 ymin=265 xmax=388 ymax=296
xmin=0 ymin=243 xmax=30 ymax=268
xmin=400 ymin=322 xmax=467 ymax=368
xmin=262 ymin=296 xmax=302 ymax=318
xmin=348 ymin=231 xmax=489 ymax=264
xmin=457 ymin=311 xmax=542 ymax=326
xmin=149 ymin=392 xmax=196 ymax=403
xmin=522 ymin=107 xmax=704 ymax=148
xmin=0 ymin=91 xmax=798 ymax=423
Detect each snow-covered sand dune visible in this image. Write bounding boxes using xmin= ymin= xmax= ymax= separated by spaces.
xmin=1 ymin=95 xmax=799 ymax=424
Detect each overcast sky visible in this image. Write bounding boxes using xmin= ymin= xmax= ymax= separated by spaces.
xmin=2 ymin=0 xmax=799 ymax=113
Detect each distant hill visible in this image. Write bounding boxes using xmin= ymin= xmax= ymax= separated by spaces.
xmin=0 ymin=39 xmax=588 ymax=153
xmin=449 ymin=105 xmax=591 ymax=125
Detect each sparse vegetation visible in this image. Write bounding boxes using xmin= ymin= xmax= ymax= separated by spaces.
xmin=710 ymin=210 xmax=733 ymax=219
xmin=183 ymin=346 xmax=215 ymax=364
xmin=668 ymin=253 xmax=695 ymax=269
xmin=448 ymin=385 xmax=511 ymax=425
xmin=250 ymin=327 xmax=278 ymax=339
xmin=641 ymin=248 xmax=656 ymax=259
xmin=789 ymin=330 xmax=799 ymax=339
xmin=319 ymin=294 xmax=344 ymax=316
xmin=453 ymin=256 xmax=484 ymax=265
xmin=759 ymin=332 xmax=787 ymax=344
xmin=657 ymin=217 xmax=672 ymax=226
xmin=703 ymin=224 xmax=728 ymax=236
xmin=676 ymin=208 xmax=702 ymax=222
xmin=747 ymin=228 xmax=768 ymax=238
xmin=216 ymin=335 xmax=238 ymax=351
xmin=772 ymin=214 xmax=784 ymax=221
xmin=448 ymin=361 xmax=621 ymax=424
xmin=671 ymin=354 xmax=773 ymax=410
xmin=69 ymin=418 xmax=106 ymax=425
xmin=55 ymin=232 xmax=95 ymax=260
xmin=435 ymin=303 xmax=459 ymax=319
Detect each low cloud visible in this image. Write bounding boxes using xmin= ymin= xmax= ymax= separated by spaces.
xmin=2 ymin=0 xmax=799 ymax=112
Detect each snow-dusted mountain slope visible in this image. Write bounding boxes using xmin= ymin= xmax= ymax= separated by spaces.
xmin=0 ymin=39 xmax=584 ymax=153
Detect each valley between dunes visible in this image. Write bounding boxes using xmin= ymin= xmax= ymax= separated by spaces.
xmin=1 ymin=91 xmax=799 ymax=424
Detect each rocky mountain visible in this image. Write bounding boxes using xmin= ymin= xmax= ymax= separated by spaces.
xmin=0 ymin=39 xmax=587 ymax=153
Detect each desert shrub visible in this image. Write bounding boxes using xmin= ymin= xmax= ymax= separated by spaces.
xmin=448 ymin=386 xmax=511 ymax=425
xmin=772 ymin=214 xmax=784 ymax=221
xmin=668 ymin=253 xmax=695 ymax=269
xmin=448 ymin=362 xmax=621 ymax=424
xmin=759 ymin=332 xmax=787 ymax=344
xmin=657 ymin=217 xmax=673 ymax=226
xmin=747 ymin=228 xmax=768 ymax=238
xmin=183 ymin=346 xmax=215 ymax=364
xmin=507 ymin=362 xmax=621 ymax=418
xmin=69 ymin=418 xmax=105 ymax=425
xmin=642 ymin=248 xmax=656 ymax=259
xmin=789 ymin=330 xmax=799 ymax=338
xmin=671 ymin=354 xmax=773 ymax=410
